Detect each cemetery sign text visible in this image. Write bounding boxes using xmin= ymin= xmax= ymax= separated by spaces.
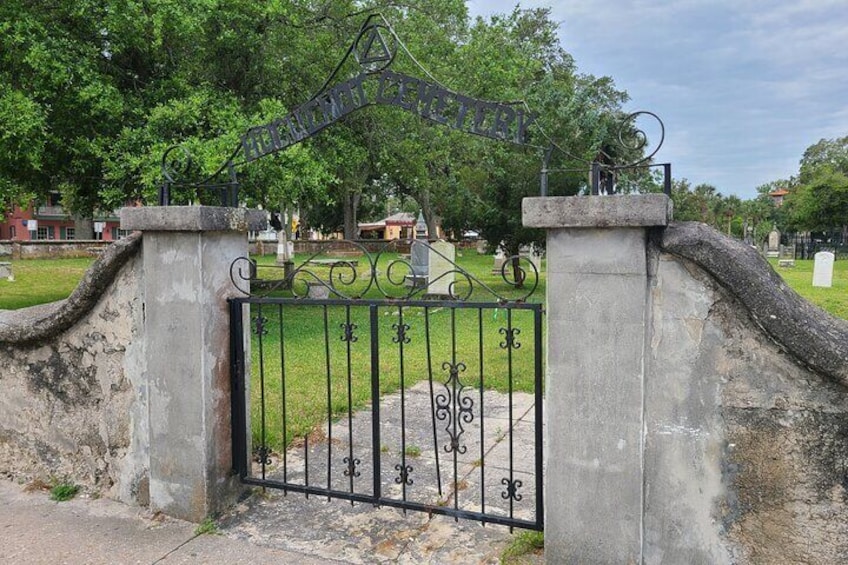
xmin=240 ymin=70 xmax=536 ymax=162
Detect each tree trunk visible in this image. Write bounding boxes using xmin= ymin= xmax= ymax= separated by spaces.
xmin=343 ymin=191 xmax=360 ymax=240
xmin=74 ymin=216 xmax=95 ymax=240
xmin=510 ymin=254 xmax=526 ymax=289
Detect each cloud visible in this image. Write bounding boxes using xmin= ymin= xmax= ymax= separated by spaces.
xmin=466 ymin=0 xmax=848 ymax=198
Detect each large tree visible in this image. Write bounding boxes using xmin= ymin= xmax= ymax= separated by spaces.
xmin=788 ymin=137 xmax=848 ymax=238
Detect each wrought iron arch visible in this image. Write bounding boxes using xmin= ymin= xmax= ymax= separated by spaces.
xmin=159 ymin=13 xmax=669 ymax=205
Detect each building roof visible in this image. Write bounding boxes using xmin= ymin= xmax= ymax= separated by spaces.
xmin=384 ymin=212 xmax=416 ymax=225
xmin=769 ymin=188 xmax=789 ymax=197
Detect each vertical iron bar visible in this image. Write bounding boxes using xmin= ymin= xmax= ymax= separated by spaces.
xmin=279 ymin=303 xmax=288 ymax=490
xmin=663 ymin=163 xmax=672 ymax=196
xmin=507 ymin=307 xmax=515 ymax=529
xmin=229 ymin=299 xmax=247 ymax=478
xmin=324 ymin=304 xmax=332 ymax=498
xmin=304 ymin=433 xmax=309 ymax=499
xmin=478 ymin=308 xmax=485 ymax=524
xmin=591 ymin=162 xmax=600 ymax=195
xmin=370 ymin=304 xmax=381 ymax=502
xmin=534 ymin=305 xmax=544 ymax=529
xmin=425 ymin=307 xmax=442 ymax=496
xmin=451 ymin=307 xmax=459 ymax=520
xmin=257 ymin=303 xmax=267 ymax=481
xmin=540 ymin=145 xmax=553 ymax=197
xmin=346 ymin=305 xmax=355 ymax=503
xmin=399 ymin=306 xmax=407 ymax=507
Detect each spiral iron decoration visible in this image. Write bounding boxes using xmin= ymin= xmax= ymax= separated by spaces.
xmin=435 ymin=361 xmax=473 ymax=454
xmin=616 ymin=111 xmax=665 ymax=169
xmin=499 ymin=327 xmax=522 ymax=350
xmin=228 ymin=238 xmax=540 ymax=302
xmin=343 ymin=456 xmax=361 ymax=478
xmin=501 ymin=477 xmax=523 ymax=502
xmin=256 ymin=446 xmax=272 ymax=466
xmin=392 ymin=323 xmax=411 ymax=344
xmin=253 ymin=315 xmax=268 ymax=336
xmin=394 ymin=463 xmax=413 ymax=485
xmin=161 ymin=144 xmax=194 ymax=184
xmin=340 ymin=322 xmax=358 ymax=343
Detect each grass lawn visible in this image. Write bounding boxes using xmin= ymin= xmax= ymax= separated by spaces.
xmin=768 ymin=258 xmax=848 ymax=320
xmin=4 ymin=248 xmax=847 ymax=455
xmin=246 ymin=250 xmax=544 ymax=451
xmin=0 ymin=257 xmax=95 ymax=310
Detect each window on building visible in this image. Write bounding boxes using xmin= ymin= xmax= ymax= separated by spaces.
xmin=37 ymin=226 xmax=53 ymax=240
xmin=63 ymin=227 xmax=76 ymax=240
xmin=9 ymin=226 xmax=15 ymax=239
xmin=111 ymin=227 xmax=131 ymax=240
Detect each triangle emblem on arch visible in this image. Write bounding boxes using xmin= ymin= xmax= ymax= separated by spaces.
xmin=358 ymin=25 xmax=392 ymax=66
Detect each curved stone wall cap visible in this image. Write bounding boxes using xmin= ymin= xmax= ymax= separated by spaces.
xmin=120 ymin=206 xmax=268 ymax=232
xmin=522 ymin=194 xmax=672 ymax=228
xmin=0 ymin=232 xmax=141 ymax=345
xmin=661 ymin=221 xmax=848 ymax=387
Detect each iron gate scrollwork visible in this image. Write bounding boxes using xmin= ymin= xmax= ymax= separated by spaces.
xmin=229 ymin=239 xmax=544 ymax=531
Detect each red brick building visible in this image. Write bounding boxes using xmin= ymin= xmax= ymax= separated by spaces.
xmin=0 ymin=192 xmax=124 ymax=241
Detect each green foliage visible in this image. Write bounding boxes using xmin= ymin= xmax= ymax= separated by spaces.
xmin=501 ymin=530 xmax=544 ymax=564
xmin=0 ymin=1 xmax=633 ymax=238
xmin=49 ymin=482 xmax=80 ymax=502
xmin=790 ymin=167 xmax=848 ymax=231
xmin=194 ymin=517 xmax=219 ymax=536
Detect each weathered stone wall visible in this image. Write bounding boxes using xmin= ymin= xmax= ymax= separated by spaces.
xmin=524 ymin=196 xmax=848 ymax=564
xmin=0 ymin=234 xmax=148 ymax=505
xmin=0 ymin=240 xmax=113 ymax=260
xmin=647 ymin=222 xmax=848 ymax=563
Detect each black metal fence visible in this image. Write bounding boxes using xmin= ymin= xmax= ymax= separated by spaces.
xmin=787 ymin=231 xmax=847 ymax=260
xmin=228 ymin=241 xmax=544 ymax=530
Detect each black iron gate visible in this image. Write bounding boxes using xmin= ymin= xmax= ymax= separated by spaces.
xmin=228 ymin=242 xmax=544 ymax=530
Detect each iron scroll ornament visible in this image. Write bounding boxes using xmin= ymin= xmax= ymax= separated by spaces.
xmin=229 ymin=238 xmax=540 ymax=303
xmin=160 ymin=12 xmax=668 ymax=203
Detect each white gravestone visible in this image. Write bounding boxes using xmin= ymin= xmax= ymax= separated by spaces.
xmin=766 ymin=226 xmax=780 ymax=258
xmin=528 ymin=245 xmax=544 ymax=275
xmin=428 ymin=240 xmax=456 ymax=296
xmin=492 ymin=246 xmax=507 ymax=274
xmin=812 ymin=251 xmax=834 ymax=288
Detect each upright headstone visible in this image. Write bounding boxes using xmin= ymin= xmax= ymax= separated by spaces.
xmin=492 ymin=245 xmax=507 ymax=274
xmin=813 ymin=251 xmax=835 ymax=288
xmin=427 ymin=240 xmax=456 ymax=296
xmin=528 ymin=244 xmax=544 ymax=275
xmin=767 ymin=225 xmax=780 ymax=258
xmin=778 ymin=244 xmax=795 ymax=268
xmin=409 ymin=211 xmax=429 ymax=287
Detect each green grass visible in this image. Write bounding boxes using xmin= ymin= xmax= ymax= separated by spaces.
xmin=49 ymin=482 xmax=80 ymax=502
xmin=6 ymin=249 xmax=847 ymax=462
xmin=0 ymin=257 xmax=95 ymax=310
xmin=247 ymin=250 xmax=544 ymax=452
xmin=194 ymin=517 xmax=219 ymax=535
xmin=501 ymin=530 xmax=544 ymax=564
xmin=768 ymin=258 xmax=848 ymax=319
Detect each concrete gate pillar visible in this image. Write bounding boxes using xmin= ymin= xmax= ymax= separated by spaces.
xmin=522 ymin=195 xmax=671 ymax=564
xmin=120 ymin=206 xmax=266 ymax=522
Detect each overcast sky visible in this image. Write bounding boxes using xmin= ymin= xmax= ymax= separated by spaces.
xmin=466 ymin=0 xmax=848 ymax=199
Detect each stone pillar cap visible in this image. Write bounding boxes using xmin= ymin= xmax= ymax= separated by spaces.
xmin=522 ymin=194 xmax=672 ymax=228
xmin=120 ymin=206 xmax=267 ymax=232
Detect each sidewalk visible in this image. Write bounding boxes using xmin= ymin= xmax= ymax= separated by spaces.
xmin=0 ymin=385 xmax=543 ymax=564
xmin=0 ymin=479 xmax=338 ymax=565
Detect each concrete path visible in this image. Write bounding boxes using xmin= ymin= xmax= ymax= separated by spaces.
xmin=1 ymin=385 xmax=543 ymax=564
xmin=0 ymin=479 xmax=335 ymax=564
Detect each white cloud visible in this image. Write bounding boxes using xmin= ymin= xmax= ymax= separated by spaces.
xmin=465 ymin=0 xmax=848 ymax=198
